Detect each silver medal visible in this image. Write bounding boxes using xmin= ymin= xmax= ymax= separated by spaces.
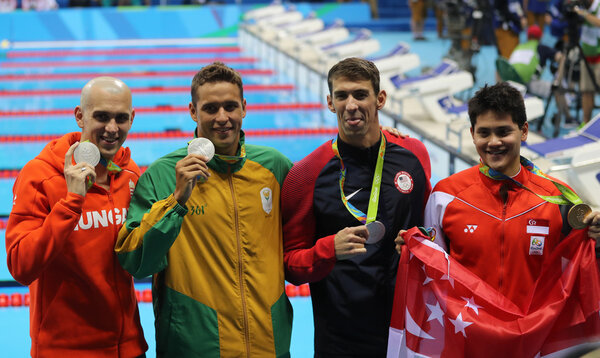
xmin=365 ymin=221 xmax=385 ymax=244
xmin=74 ymin=142 xmax=100 ymax=167
xmin=188 ymin=138 xmax=215 ymax=161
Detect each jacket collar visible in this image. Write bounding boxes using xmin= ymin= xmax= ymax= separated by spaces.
xmin=206 ymin=130 xmax=247 ymax=174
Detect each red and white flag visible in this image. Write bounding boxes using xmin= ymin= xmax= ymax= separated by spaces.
xmin=387 ymin=227 xmax=600 ymax=358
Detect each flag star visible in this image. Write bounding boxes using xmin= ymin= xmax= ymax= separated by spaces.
xmin=422 ymin=265 xmax=433 ymax=285
xmin=462 ymin=296 xmax=482 ymax=315
xmin=449 ymin=313 xmax=473 ymax=337
xmin=426 ymin=301 xmax=445 ymax=326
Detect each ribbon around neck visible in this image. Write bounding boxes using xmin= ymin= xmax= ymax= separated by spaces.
xmin=479 ymin=156 xmax=582 ymax=206
xmin=331 ymin=132 xmax=386 ymax=224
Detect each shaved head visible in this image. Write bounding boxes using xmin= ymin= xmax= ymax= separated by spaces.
xmin=80 ymin=76 xmax=132 ymax=111
xmin=75 ymin=76 xmax=135 ymax=161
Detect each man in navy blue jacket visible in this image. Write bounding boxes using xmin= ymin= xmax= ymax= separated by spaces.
xmin=281 ymin=57 xmax=432 ymax=357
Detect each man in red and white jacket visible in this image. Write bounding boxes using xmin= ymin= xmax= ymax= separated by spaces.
xmin=390 ymin=82 xmax=600 ymax=357
xmin=420 ymin=82 xmax=600 ymax=308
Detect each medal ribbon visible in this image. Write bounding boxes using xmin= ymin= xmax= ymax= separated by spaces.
xmin=76 ymin=141 xmax=122 ymax=189
xmin=76 ymin=140 xmax=122 ymax=175
xmin=479 ymin=156 xmax=582 ymax=205
xmin=331 ymin=132 xmax=386 ymax=224
xmin=99 ymin=157 xmax=122 ymax=174
xmin=214 ymin=143 xmax=246 ymax=164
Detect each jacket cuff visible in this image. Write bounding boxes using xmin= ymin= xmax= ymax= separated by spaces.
xmin=167 ymin=194 xmax=189 ymax=216
xmin=61 ymin=192 xmax=85 ymax=215
xmin=320 ymin=234 xmax=337 ymax=261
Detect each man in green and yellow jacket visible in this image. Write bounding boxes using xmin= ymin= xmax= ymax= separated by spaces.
xmin=115 ymin=62 xmax=293 ymax=357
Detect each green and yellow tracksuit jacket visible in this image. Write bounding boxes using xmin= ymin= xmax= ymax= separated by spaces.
xmin=115 ymin=134 xmax=293 ymax=358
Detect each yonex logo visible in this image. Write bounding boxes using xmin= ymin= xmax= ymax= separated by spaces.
xmin=464 ymin=225 xmax=478 ymax=233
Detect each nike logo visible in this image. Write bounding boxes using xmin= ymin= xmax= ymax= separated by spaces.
xmin=346 ymin=188 xmax=362 ymax=200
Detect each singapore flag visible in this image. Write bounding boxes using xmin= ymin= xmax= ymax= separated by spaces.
xmin=387 ymin=227 xmax=600 ymax=358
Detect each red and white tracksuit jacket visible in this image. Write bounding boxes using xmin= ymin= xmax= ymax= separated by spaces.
xmin=424 ymin=165 xmax=573 ymax=309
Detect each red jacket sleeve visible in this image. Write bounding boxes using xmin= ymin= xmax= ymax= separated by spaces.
xmin=281 ymin=143 xmax=337 ymax=285
xmin=5 ymin=163 xmax=84 ymax=285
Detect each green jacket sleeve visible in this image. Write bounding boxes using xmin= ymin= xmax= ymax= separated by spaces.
xmin=115 ymin=156 xmax=187 ymax=279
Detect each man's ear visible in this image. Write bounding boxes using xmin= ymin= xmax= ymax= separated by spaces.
xmin=189 ymin=102 xmax=198 ymax=124
xmin=327 ymin=94 xmax=336 ymax=113
xmin=376 ymin=90 xmax=387 ymax=110
xmin=521 ymin=121 xmax=529 ymax=142
xmin=75 ymin=106 xmax=84 ymax=129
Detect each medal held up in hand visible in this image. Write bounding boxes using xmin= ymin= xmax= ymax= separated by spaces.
xmin=188 ymin=138 xmax=215 ymax=161
xmin=74 ymin=141 xmax=100 ymax=167
xmin=568 ymin=203 xmax=592 ymax=230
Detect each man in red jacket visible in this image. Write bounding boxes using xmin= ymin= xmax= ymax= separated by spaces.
xmin=5 ymin=77 xmax=147 ymax=357
xmin=401 ymin=82 xmax=600 ymax=308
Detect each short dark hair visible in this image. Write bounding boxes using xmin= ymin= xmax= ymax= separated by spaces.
xmin=468 ymin=82 xmax=527 ymax=128
xmin=327 ymin=57 xmax=380 ymax=95
xmin=190 ymin=61 xmax=243 ymax=107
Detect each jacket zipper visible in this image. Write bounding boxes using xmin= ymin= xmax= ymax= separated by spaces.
xmin=108 ymin=175 xmax=126 ymax=347
xmin=228 ymin=174 xmax=250 ymax=357
xmin=499 ymin=185 xmax=508 ymax=291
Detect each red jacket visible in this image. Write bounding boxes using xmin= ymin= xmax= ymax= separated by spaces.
xmin=424 ymin=165 xmax=572 ymax=309
xmin=6 ymin=132 xmax=147 ymax=357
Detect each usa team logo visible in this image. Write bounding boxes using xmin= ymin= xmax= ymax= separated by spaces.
xmin=394 ymin=171 xmax=414 ymax=194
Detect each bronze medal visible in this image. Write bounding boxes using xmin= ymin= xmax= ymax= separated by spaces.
xmin=568 ymin=203 xmax=592 ymax=230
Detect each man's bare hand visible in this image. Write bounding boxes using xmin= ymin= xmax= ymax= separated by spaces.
xmin=380 ymin=125 xmax=408 ymax=138
xmin=584 ymin=211 xmax=600 ymax=251
xmin=173 ymin=154 xmax=211 ymax=206
xmin=335 ymin=226 xmax=368 ymax=260
xmin=394 ymin=230 xmax=407 ymax=255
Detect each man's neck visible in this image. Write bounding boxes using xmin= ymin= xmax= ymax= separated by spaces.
xmin=501 ymin=162 xmax=522 ymax=178
xmin=341 ymin=131 xmax=381 ymax=149
xmin=95 ymin=160 xmax=110 ymax=190
xmin=215 ymin=144 xmax=240 ymax=157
